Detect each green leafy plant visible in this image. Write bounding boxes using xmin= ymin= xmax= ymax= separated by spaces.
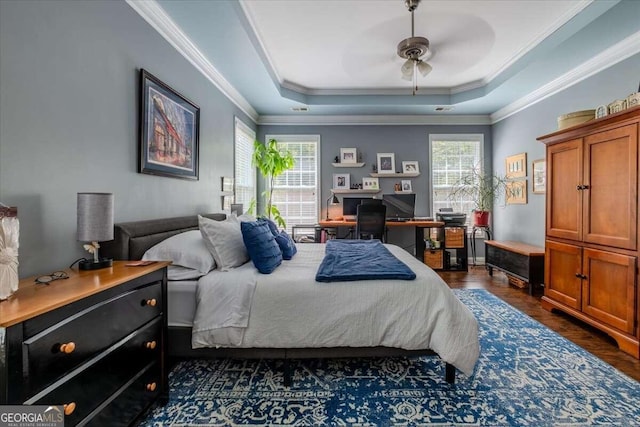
xmin=448 ymin=164 xmax=510 ymax=213
xmin=252 ymin=138 xmax=295 ymax=228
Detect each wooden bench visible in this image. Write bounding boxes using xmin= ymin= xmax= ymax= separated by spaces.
xmin=484 ymin=240 xmax=545 ymax=295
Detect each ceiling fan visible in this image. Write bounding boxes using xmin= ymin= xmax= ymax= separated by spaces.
xmin=397 ymin=0 xmax=432 ymax=95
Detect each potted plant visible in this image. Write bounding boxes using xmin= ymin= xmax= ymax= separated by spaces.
xmin=447 ymin=165 xmax=510 ymax=227
xmin=252 ymin=138 xmax=295 ymax=228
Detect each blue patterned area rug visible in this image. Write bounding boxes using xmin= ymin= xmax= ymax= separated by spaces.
xmin=139 ymin=289 xmax=640 ymax=426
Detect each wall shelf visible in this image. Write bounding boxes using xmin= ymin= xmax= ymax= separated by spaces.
xmin=369 ymin=172 xmax=420 ymax=178
xmin=331 ymin=188 xmax=381 ymax=194
xmin=394 ymin=191 xmax=413 ymax=194
xmin=332 ymin=162 xmax=365 ymax=168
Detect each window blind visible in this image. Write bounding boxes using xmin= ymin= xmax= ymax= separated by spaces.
xmin=234 ymin=118 xmax=256 ymax=208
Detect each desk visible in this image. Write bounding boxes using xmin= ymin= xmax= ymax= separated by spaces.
xmin=318 ymin=220 xmax=445 ymax=262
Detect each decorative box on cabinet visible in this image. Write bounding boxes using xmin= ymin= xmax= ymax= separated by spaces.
xmin=538 ymin=105 xmax=640 ymax=358
xmin=0 ymin=261 xmax=170 ymax=426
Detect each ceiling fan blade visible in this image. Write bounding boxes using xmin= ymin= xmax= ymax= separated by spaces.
xmin=416 ymin=60 xmax=432 ymax=76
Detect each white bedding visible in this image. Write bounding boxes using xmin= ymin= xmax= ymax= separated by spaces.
xmin=191 ymin=243 xmax=479 ymax=375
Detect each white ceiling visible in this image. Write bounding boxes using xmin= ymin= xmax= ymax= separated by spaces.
xmin=241 ymin=0 xmax=589 ymax=91
xmin=135 ymin=0 xmax=639 ymax=122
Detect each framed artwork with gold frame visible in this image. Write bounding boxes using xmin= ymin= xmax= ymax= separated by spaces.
xmin=506 ymin=180 xmax=528 ymax=204
xmin=505 ymin=153 xmax=527 ymax=179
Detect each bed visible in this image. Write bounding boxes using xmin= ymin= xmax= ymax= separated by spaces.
xmin=101 ymin=213 xmax=479 ymax=385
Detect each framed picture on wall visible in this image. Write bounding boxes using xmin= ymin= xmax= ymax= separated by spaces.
xmin=402 ymin=161 xmax=419 ymax=174
xmin=340 ymin=148 xmax=358 ymax=164
xmin=401 ymin=180 xmax=412 ymax=192
xmin=532 ymin=159 xmax=546 ymax=194
xmin=362 ymin=177 xmax=379 ymax=190
xmin=139 ymin=69 xmax=200 ymax=180
xmin=506 ymin=180 xmax=528 ymax=204
xmin=376 ymin=153 xmax=396 ymax=174
xmin=333 ymin=173 xmax=350 ymax=190
xmin=505 ymin=152 xmax=527 ymax=179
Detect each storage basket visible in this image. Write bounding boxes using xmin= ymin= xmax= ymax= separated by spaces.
xmin=557 ymin=109 xmax=595 ymax=130
xmin=445 ymin=227 xmax=465 ymax=248
xmin=507 ymin=274 xmax=527 ymax=289
xmin=423 ymin=250 xmax=443 ymax=269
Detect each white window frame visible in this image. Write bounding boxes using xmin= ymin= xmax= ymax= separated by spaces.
xmin=265 ymin=134 xmax=321 ymax=231
xmin=234 ymin=117 xmax=257 ymax=210
xmin=429 ymin=133 xmax=484 ymax=229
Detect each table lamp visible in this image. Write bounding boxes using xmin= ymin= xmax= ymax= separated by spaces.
xmin=77 ymin=192 xmax=114 ymax=270
xmin=326 ymin=193 xmax=340 ymax=220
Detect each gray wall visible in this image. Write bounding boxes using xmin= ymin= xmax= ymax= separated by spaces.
xmin=258 ymin=124 xmax=491 ymax=253
xmin=492 ymin=53 xmax=640 ymax=247
xmin=0 ymin=0 xmax=255 ymax=277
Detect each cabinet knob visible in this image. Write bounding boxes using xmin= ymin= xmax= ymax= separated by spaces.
xmin=63 ymin=402 xmax=76 ymax=416
xmin=145 ymin=340 xmax=157 ymax=350
xmin=142 ymin=298 xmax=157 ymax=307
xmin=56 ymin=342 xmax=76 ymax=354
xmin=146 ymin=382 xmax=157 ymax=392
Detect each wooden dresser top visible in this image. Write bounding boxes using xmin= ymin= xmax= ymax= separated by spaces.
xmin=0 ymin=261 xmax=170 ymax=327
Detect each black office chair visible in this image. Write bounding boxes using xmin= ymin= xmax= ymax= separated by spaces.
xmin=355 ymin=203 xmax=387 ymax=241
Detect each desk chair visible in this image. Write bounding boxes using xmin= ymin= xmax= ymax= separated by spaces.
xmin=356 ymin=203 xmax=387 ymax=241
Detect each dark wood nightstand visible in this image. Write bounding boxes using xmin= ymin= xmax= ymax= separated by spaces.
xmin=0 ymin=261 xmax=170 ymax=426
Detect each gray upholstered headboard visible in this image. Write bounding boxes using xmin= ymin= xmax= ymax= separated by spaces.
xmin=101 ymin=213 xmax=226 ymax=260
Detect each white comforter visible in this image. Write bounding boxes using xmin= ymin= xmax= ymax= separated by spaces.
xmin=192 ymin=243 xmax=479 ymax=375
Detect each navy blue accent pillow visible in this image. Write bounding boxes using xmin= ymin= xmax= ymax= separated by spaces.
xmin=258 ymin=217 xmax=280 ymax=237
xmin=275 ymin=230 xmax=297 ymax=260
xmin=241 ymin=221 xmax=282 ymax=274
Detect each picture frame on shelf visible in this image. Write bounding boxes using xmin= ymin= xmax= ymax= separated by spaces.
xmin=340 ymin=148 xmax=357 ymax=164
xmin=401 ymin=180 xmax=412 ymax=192
xmin=402 ymin=161 xmax=419 ymax=174
xmin=532 ymin=159 xmax=546 ymax=194
xmin=333 ymin=173 xmax=350 ymax=190
xmin=362 ymin=177 xmax=379 ymax=190
xmin=376 ymin=153 xmax=396 ymax=174
xmin=139 ymin=69 xmax=200 ymax=180
xmin=505 ymin=152 xmax=527 ymax=179
xmin=506 ymin=180 xmax=528 ymax=204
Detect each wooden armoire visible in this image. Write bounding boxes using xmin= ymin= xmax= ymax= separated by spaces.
xmin=538 ymin=105 xmax=640 ymax=358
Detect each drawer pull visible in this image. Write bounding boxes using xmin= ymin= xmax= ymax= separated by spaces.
xmin=146 ymin=382 xmax=157 ymax=392
xmin=54 ymin=342 xmax=76 ymax=354
xmin=141 ymin=298 xmax=157 ymax=307
xmin=63 ymin=402 xmax=76 ymax=416
xmin=145 ymin=340 xmax=157 ymax=350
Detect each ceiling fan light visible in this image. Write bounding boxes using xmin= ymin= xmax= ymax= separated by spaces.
xmin=417 ymin=60 xmax=432 ymax=76
xmin=400 ymin=59 xmax=414 ymax=78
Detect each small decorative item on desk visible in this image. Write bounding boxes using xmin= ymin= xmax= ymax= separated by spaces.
xmin=0 ymin=204 xmax=19 ymax=300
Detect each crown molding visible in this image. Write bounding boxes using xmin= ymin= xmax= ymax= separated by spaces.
xmin=258 ymin=115 xmax=491 ymax=126
xmin=125 ymin=0 xmax=259 ymax=123
xmin=491 ymin=30 xmax=640 ymax=124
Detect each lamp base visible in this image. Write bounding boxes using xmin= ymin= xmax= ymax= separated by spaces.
xmin=79 ymin=258 xmax=113 ymax=270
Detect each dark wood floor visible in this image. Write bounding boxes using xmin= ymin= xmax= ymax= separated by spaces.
xmin=440 ymin=266 xmax=640 ymax=382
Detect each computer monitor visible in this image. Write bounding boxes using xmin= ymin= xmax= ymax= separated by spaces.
xmin=382 ymin=193 xmax=416 ymax=220
xmin=342 ymin=197 xmax=370 ymax=220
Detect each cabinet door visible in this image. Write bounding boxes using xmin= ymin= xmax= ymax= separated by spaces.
xmin=581 ymin=248 xmax=636 ymax=334
xmin=544 ymin=240 xmax=582 ymax=309
xmin=546 ymin=139 xmax=583 ymax=240
xmin=583 ymin=124 xmax=638 ymax=250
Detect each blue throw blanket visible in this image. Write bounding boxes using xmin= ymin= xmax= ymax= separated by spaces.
xmin=315 ymin=240 xmax=416 ymax=282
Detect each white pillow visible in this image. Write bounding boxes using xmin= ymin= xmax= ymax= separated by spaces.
xmin=198 ymin=215 xmax=249 ymax=271
xmin=142 ymin=230 xmax=215 ymax=274
xmin=167 ymin=265 xmax=205 ymax=281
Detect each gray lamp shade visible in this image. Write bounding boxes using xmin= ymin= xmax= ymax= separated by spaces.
xmin=77 ymin=192 xmax=114 ymax=242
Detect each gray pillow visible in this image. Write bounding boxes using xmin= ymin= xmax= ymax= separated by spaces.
xmin=142 ymin=230 xmax=215 ymax=274
xmin=199 ymin=215 xmax=249 ymax=271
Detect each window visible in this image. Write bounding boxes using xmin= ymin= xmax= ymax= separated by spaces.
xmin=430 ymin=134 xmax=483 ymax=228
xmin=234 ymin=118 xmax=256 ymax=209
xmin=266 ymin=134 xmax=320 ymax=232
